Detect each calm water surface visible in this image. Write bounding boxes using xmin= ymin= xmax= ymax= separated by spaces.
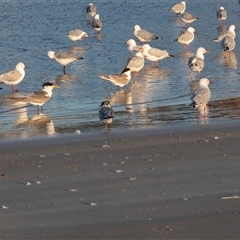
xmin=0 ymin=0 xmax=240 ymax=140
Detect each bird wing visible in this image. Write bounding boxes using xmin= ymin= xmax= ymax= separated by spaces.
xmin=149 ymin=48 xmax=168 ymax=59
xmin=137 ymin=29 xmax=156 ymax=41
xmin=125 ymin=56 xmax=143 ymax=70
xmin=24 ymin=90 xmax=50 ymax=104
xmin=192 ymin=88 xmax=210 ymax=105
xmin=99 ymin=107 xmax=114 ymax=120
xmin=0 ymin=69 xmax=22 ymax=83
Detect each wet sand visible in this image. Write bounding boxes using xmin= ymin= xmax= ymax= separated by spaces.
xmin=1 ymin=121 xmax=240 ymax=239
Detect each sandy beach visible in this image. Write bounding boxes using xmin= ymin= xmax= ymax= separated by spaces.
xmin=1 ymin=121 xmax=240 ymax=239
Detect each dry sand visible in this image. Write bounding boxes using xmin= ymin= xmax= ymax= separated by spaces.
xmin=1 ymin=121 xmax=240 ymax=239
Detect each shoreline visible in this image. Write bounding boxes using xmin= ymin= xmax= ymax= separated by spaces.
xmin=1 ymin=119 xmax=240 ymax=239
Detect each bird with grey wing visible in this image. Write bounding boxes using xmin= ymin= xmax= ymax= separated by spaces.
xmin=99 ymin=101 xmax=114 ymax=128
xmin=191 ymin=78 xmax=212 ymax=119
xmin=18 ymin=82 xmax=60 ymax=114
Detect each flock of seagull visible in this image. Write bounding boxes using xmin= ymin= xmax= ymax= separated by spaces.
xmin=0 ymin=1 xmax=237 ymax=126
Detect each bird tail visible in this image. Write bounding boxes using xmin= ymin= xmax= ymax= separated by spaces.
xmin=77 ymin=57 xmax=84 ymax=60
xmin=190 ymin=102 xmax=196 ymax=108
xmin=169 ymin=54 xmax=175 ymax=58
xmin=98 ymin=74 xmax=111 ymax=81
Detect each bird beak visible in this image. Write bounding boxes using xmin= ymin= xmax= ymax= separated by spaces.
xmin=25 ymin=66 xmax=28 ymax=69
xmin=209 ymin=81 xmax=213 ymax=84
xmin=53 ymin=85 xmax=61 ymax=89
xmin=205 ymin=50 xmax=209 ymax=53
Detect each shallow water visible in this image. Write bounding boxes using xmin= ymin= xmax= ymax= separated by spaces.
xmin=0 ymin=0 xmax=240 ymax=140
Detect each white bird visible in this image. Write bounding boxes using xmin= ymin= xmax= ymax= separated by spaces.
xmin=188 ymin=47 xmax=209 ymax=79
xmin=124 ymin=52 xmax=145 ymax=81
xmin=217 ymin=6 xmax=227 ymax=22
xmin=174 ymin=27 xmax=195 ymax=49
xmin=124 ymin=39 xmax=143 ymax=53
xmin=124 ymin=52 xmax=144 ymax=73
xmin=212 ymin=25 xmax=236 ymax=57
xmin=48 ymin=51 xmax=83 ymax=74
xmin=212 ymin=25 xmax=236 ymax=42
xmin=67 ymin=29 xmax=88 ymax=46
xmin=180 ymin=11 xmax=198 ymax=27
xmin=134 ymin=25 xmax=159 ymax=44
xmin=169 ymin=1 xmax=186 ymax=15
xmin=222 ymin=36 xmax=235 ymax=58
xmin=191 ymin=78 xmax=212 ymax=118
xmin=99 ymin=101 xmax=114 ymax=127
xmin=86 ymin=3 xmax=96 ymax=19
xmin=0 ymin=62 xmax=27 ymax=92
xmin=19 ymin=82 xmax=60 ymax=113
xmin=92 ymin=14 xmax=102 ymax=31
xmin=142 ymin=44 xmax=174 ymax=68
xmin=98 ymin=68 xmax=132 ymax=88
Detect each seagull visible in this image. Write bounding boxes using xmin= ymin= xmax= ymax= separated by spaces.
xmin=124 ymin=52 xmax=144 ymax=80
xmin=180 ymin=11 xmax=198 ymax=27
xmin=191 ymin=78 xmax=212 ymax=118
xmin=188 ymin=47 xmax=209 ymax=79
xmin=222 ymin=36 xmax=235 ymax=58
xmin=86 ymin=3 xmax=96 ymax=19
xmin=124 ymin=52 xmax=144 ymax=73
xmin=98 ymin=68 xmax=132 ymax=88
xmin=48 ymin=50 xmax=83 ymax=74
xmin=174 ymin=27 xmax=195 ymax=49
xmin=19 ymin=82 xmax=60 ymax=113
xmin=67 ymin=29 xmax=88 ymax=46
xmin=169 ymin=1 xmax=186 ymax=15
xmin=217 ymin=6 xmax=227 ymax=22
xmin=99 ymin=101 xmax=114 ymax=127
xmin=212 ymin=25 xmax=236 ymax=57
xmin=142 ymin=44 xmax=174 ymax=68
xmin=134 ymin=25 xmax=159 ymax=44
xmin=0 ymin=62 xmax=27 ymax=92
xmin=124 ymin=39 xmax=143 ymax=53
xmin=212 ymin=25 xmax=236 ymax=42
xmin=92 ymin=14 xmax=102 ymax=31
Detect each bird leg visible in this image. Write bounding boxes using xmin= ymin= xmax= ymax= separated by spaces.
xmin=11 ymin=85 xmax=18 ymax=93
xmin=63 ymin=66 xmax=66 ymax=75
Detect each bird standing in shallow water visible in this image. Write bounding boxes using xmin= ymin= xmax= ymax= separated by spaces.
xmin=188 ymin=47 xmax=209 ymax=79
xmin=67 ymin=29 xmax=88 ymax=46
xmin=98 ymin=68 xmax=132 ymax=88
xmin=19 ymin=82 xmax=60 ymax=114
xmin=86 ymin=3 xmax=97 ymax=20
xmin=217 ymin=6 xmax=227 ymax=23
xmin=92 ymin=14 xmax=102 ymax=31
xmin=169 ymin=1 xmax=186 ymax=15
xmin=133 ymin=25 xmax=159 ymax=44
xmin=174 ymin=27 xmax=195 ymax=50
xmin=0 ymin=62 xmax=27 ymax=93
xmin=48 ymin=50 xmax=84 ymax=75
xmin=191 ymin=78 xmax=212 ymax=119
xmin=99 ymin=101 xmax=114 ymax=128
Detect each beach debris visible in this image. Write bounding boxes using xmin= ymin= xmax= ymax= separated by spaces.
xmin=183 ymin=198 xmax=188 ymax=200
xmin=90 ymin=202 xmax=97 ymax=206
xmin=69 ymin=189 xmax=77 ymax=192
xmin=2 ymin=205 xmax=9 ymax=209
xmin=39 ymin=155 xmax=46 ymax=158
xmin=36 ymin=181 xmax=41 ymax=184
xmin=121 ymin=162 xmax=124 ymax=164
xmin=37 ymin=165 xmax=42 ymax=168
xmin=75 ymin=130 xmax=81 ymax=134
xmin=0 ymin=173 xmax=4 ymax=176
xmin=214 ymin=136 xmax=220 ymax=140
xmin=102 ymin=163 xmax=107 ymax=165
xmin=102 ymin=145 xmax=110 ymax=148
xmin=26 ymin=182 xmax=31 ymax=186
xmin=65 ymin=153 xmax=70 ymax=156
xmin=129 ymin=177 xmax=137 ymax=181
xmin=125 ymin=157 xmax=129 ymax=159
xmin=115 ymin=170 xmax=123 ymax=173
xmin=220 ymin=195 xmax=240 ymax=200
